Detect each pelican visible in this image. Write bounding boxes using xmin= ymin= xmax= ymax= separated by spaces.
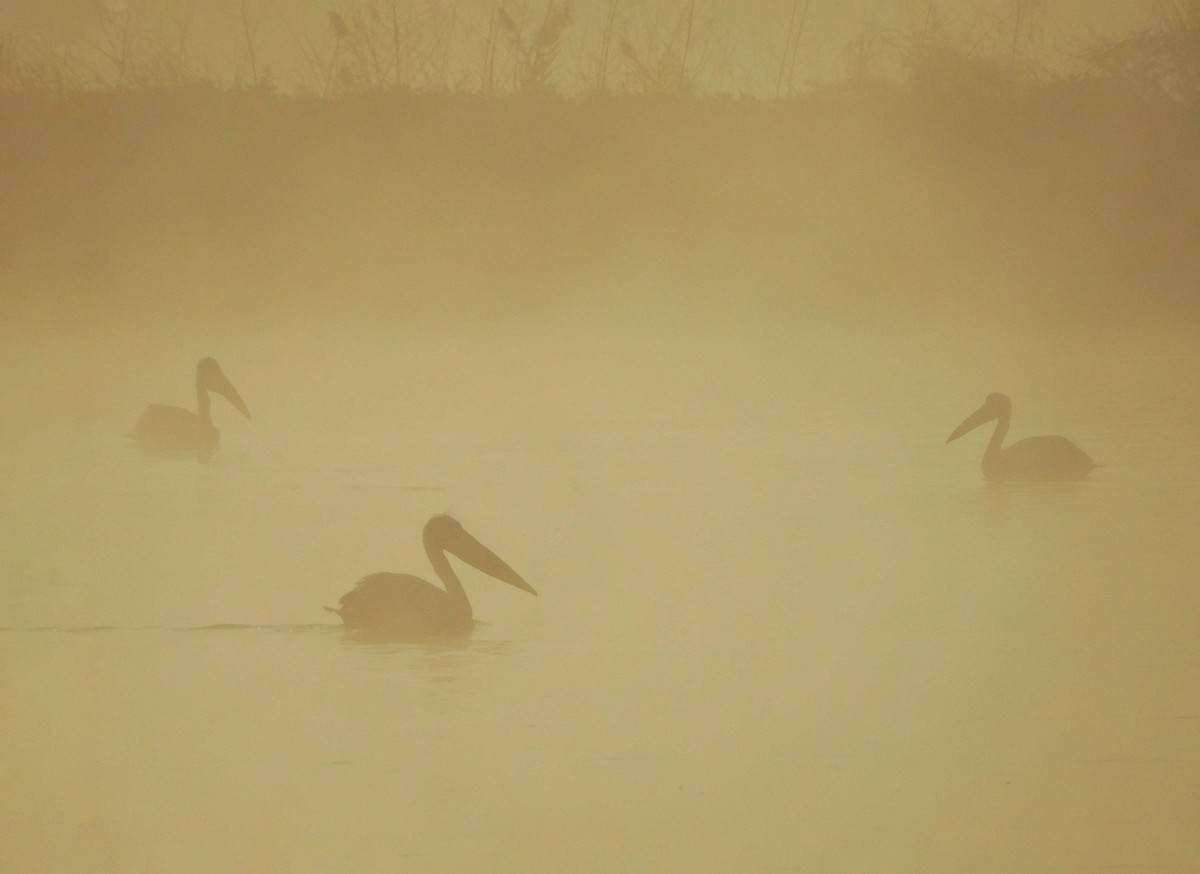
xmin=326 ymin=515 xmax=537 ymax=638
xmin=128 ymin=358 xmax=250 ymax=453
xmin=946 ymin=392 xmax=1095 ymax=481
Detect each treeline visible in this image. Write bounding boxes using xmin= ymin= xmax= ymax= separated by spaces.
xmin=0 ymin=3 xmax=1198 ymax=327
xmin=3 ymin=1 xmax=1199 ymax=101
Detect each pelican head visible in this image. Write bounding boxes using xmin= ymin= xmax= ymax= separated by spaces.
xmin=198 ymin=358 xmax=251 ymax=420
xmin=426 ymin=515 xmax=537 ymax=596
xmin=946 ymin=392 xmax=1010 ymax=443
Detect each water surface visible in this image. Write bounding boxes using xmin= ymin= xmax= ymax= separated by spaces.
xmin=1 ymin=314 xmax=1197 ymax=872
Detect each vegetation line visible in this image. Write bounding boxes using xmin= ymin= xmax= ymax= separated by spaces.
xmin=1 ymin=2 xmax=1197 ymax=102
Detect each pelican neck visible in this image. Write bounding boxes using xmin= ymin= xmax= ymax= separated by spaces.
xmin=982 ymin=407 xmax=1010 ymax=474
xmin=424 ymin=529 xmax=472 ymax=621
xmin=196 ymin=383 xmax=213 ymax=424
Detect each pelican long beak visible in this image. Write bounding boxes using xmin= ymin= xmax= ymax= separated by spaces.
xmin=211 ymin=371 xmax=251 ymax=420
xmin=451 ymin=531 xmax=537 ymax=596
xmin=946 ymin=404 xmax=994 ymax=443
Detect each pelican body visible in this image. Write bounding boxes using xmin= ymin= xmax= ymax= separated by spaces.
xmin=128 ymin=358 xmax=250 ymax=453
xmin=946 ymin=392 xmax=1095 ymax=482
xmin=326 ymin=515 xmax=536 ymax=639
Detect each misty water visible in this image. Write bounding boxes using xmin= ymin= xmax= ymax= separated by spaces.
xmin=2 ymin=309 xmax=1197 ymax=872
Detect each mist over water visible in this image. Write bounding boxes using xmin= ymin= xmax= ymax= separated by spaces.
xmin=3 ymin=4 xmax=1200 ymax=869
xmin=3 ymin=307 xmax=1198 ymax=871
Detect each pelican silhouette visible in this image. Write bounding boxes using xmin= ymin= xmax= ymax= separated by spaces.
xmin=326 ymin=515 xmax=537 ymax=638
xmin=946 ymin=392 xmax=1095 ymax=481
xmin=127 ymin=358 xmax=250 ymax=453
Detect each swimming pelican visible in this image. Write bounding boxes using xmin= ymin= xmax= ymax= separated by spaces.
xmin=946 ymin=392 xmax=1095 ymax=481
xmin=326 ymin=515 xmax=537 ymax=638
xmin=128 ymin=358 xmax=250 ymax=453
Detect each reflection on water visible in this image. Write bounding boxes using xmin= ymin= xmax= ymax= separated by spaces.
xmin=971 ymin=479 xmax=1094 ymax=524
xmin=1 ymin=318 xmax=1198 ymax=872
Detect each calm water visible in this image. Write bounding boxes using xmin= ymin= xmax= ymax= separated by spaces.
xmin=2 ymin=314 xmax=1198 ymax=872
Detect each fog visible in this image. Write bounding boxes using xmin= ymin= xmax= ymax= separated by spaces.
xmin=3 ymin=3 xmax=1200 ymax=872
